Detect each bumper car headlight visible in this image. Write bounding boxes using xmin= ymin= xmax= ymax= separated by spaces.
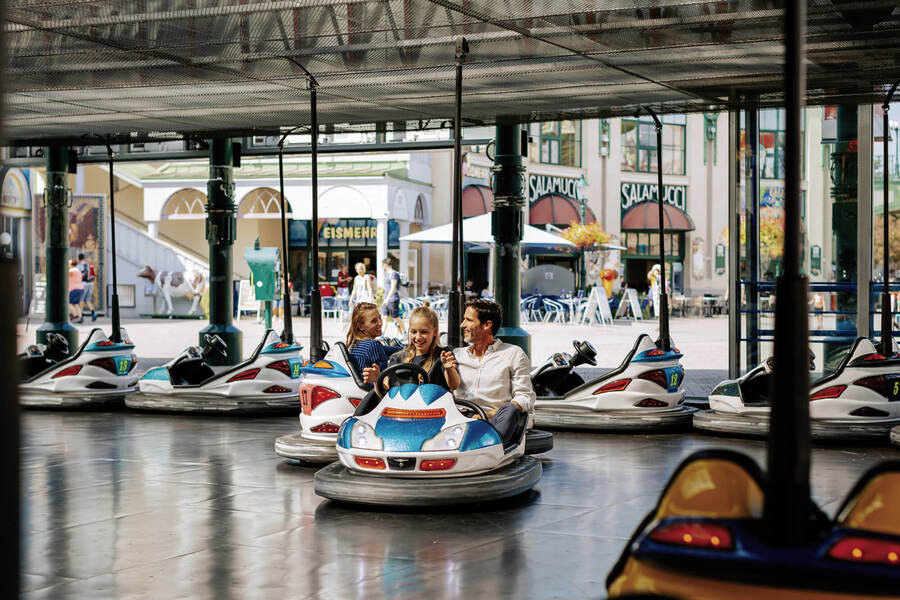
xmin=421 ymin=423 xmax=468 ymax=452
xmin=350 ymin=421 xmax=383 ymax=450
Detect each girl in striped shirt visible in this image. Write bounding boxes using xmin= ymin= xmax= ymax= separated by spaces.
xmin=346 ymin=302 xmax=403 ymax=376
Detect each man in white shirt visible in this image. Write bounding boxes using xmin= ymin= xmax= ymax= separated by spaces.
xmin=441 ymin=299 xmax=535 ymax=444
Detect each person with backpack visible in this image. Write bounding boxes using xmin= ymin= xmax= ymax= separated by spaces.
xmin=77 ymin=253 xmax=98 ymax=322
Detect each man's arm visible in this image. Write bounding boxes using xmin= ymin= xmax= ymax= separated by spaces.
xmin=509 ymin=347 xmax=536 ymax=413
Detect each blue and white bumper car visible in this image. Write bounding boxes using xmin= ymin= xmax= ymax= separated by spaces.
xmin=314 ymin=363 xmax=542 ymax=506
xmin=19 ymin=328 xmax=138 ymax=408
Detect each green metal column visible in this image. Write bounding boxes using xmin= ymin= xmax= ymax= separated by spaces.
xmin=199 ymin=139 xmax=242 ymax=365
xmin=36 ymin=146 xmax=77 ymax=352
xmin=826 ymin=105 xmax=858 ymax=370
xmin=491 ymin=123 xmax=530 ymax=357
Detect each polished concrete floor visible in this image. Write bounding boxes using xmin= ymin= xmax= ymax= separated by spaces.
xmin=21 ymin=410 xmax=899 ymax=599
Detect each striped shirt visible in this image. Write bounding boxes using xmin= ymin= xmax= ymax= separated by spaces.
xmin=349 ymin=340 xmax=403 ymax=374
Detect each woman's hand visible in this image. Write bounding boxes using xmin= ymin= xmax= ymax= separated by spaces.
xmin=440 ymin=350 xmax=458 ymax=370
xmin=362 ymin=363 xmax=381 ymax=384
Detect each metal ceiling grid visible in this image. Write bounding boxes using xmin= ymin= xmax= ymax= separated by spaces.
xmin=4 ymin=1 xmax=900 ymax=145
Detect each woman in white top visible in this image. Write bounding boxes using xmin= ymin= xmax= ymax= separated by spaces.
xmin=348 ymin=262 xmax=375 ymax=308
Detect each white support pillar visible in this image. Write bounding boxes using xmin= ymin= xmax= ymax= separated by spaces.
xmin=421 ymin=244 xmax=431 ymax=295
xmin=376 ymin=216 xmax=388 ymax=290
xmin=399 ymin=220 xmax=410 ymax=286
xmin=148 ymin=222 xmax=158 ymax=239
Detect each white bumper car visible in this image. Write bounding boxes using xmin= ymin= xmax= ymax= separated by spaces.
xmin=533 ymin=335 xmax=694 ymax=431
xmin=127 ymin=329 xmax=304 ymax=413
xmin=695 ymin=337 xmax=900 ymax=441
xmin=19 ymin=328 xmax=138 ymax=408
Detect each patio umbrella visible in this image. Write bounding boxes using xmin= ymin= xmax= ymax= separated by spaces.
xmin=400 ymin=213 xmax=576 ymax=249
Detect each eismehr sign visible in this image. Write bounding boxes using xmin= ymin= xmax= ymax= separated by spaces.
xmin=620 ymin=182 xmax=687 ymax=214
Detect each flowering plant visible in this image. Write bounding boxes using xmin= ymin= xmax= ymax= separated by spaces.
xmin=561 ymin=222 xmax=609 ymax=249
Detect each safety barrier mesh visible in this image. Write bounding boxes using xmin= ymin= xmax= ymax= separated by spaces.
xmin=4 ymin=0 xmax=900 ymax=144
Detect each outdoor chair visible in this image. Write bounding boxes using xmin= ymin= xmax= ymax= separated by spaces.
xmin=322 ymin=296 xmax=340 ymax=320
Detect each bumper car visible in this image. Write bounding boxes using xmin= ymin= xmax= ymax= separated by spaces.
xmin=127 ymin=329 xmax=304 ymax=414
xmin=695 ymin=337 xmax=900 ymax=441
xmin=313 ymin=363 xmax=542 ymax=506
xmin=19 ymin=328 xmax=138 ymax=408
xmin=532 ymin=335 xmax=695 ymax=431
xmin=275 ymin=341 xmax=553 ymax=464
xmin=607 ymin=450 xmax=900 ymax=599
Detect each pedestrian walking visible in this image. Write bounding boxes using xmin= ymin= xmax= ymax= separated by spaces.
xmin=77 ymin=253 xmax=97 ymax=321
xmin=68 ymin=259 xmax=84 ymax=322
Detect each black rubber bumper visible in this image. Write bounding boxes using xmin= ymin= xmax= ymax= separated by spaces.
xmin=524 ymin=429 xmax=553 ymax=454
xmin=314 ymin=456 xmax=542 ymax=507
xmin=534 ymin=406 xmax=696 ymax=432
xmin=274 ymin=432 xmax=338 ymax=464
xmin=125 ymin=391 xmax=297 ymax=414
xmin=891 ymin=425 xmax=900 ymax=447
xmin=19 ymin=388 xmax=130 ymax=409
xmin=694 ymin=410 xmax=900 ymax=442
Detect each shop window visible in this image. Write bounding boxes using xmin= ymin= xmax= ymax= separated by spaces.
xmin=759 ymin=108 xmax=805 ymax=180
xmin=538 ymin=121 xmax=581 ymax=167
xmin=621 ymin=115 xmax=685 ymax=175
xmin=624 ymin=232 xmax=683 ymax=259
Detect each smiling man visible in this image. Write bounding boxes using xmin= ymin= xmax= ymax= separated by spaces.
xmin=444 ymin=299 xmax=535 ymax=445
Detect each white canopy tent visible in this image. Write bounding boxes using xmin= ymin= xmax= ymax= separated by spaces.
xmin=400 ymin=213 xmax=575 ymax=297
xmin=399 ymin=213 xmax=576 ymax=249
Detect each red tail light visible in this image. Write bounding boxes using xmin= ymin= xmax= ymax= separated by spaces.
xmin=52 ymin=365 xmax=82 ymax=378
xmin=635 ymin=398 xmax=667 ymax=407
xmin=263 ymin=385 xmax=291 ymax=394
xmin=828 ymin=536 xmax=900 ymax=566
xmin=850 ymin=406 xmax=890 ymax=417
xmin=354 ymin=456 xmax=386 ymax=469
xmin=88 ymin=357 xmax=117 ymax=374
xmin=266 ymin=360 xmax=291 ymax=376
xmin=647 ymin=349 xmax=665 ymax=357
xmin=853 ymin=375 xmax=899 ymax=399
xmin=420 ymin=458 xmax=457 ymax=471
xmin=649 ymin=522 xmax=733 ymax=550
xmin=638 ymin=370 xmax=668 ymax=388
xmin=311 ymin=423 xmax=340 ymax=433
xmin=810 ymin=385 xmax=846 ymax=400
xmin=864 ymin=353 xmax=888 ymax=361
xmin=349 ymin=397 xmax=362 ymax=408
xmin=594 ymin=379 xmax=631 ymax=394
xmin=227 ymin=368 xmax=260 ymax=383
xmin=310 ymin=386 xmax=340 ymax=411
xmin=96 ymin=340 xmax=115 ymax=347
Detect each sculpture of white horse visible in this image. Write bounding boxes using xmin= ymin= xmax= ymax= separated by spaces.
xmin=137 ymin=265 xmax=206 ymax=315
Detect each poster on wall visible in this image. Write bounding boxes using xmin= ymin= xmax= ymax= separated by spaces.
xmin=33 ymin=194 xmax=105 ymax=311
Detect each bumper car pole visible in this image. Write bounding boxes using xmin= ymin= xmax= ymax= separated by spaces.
xmin=106 ymin=145 xmax=122 ymax=343
xmin=308 ymin=76 xmax=324 ymax=360
xmin=277 ymin=129 xmax=299 ymax=344
xmin=879 ymin=82 xmax=899 ymax=356
xmin=635 ymin=106 xmax=669 ymax=351
xmin=765 ymin=0 xmax=811 ymax=547
xmin=448 ymin=37 xmax=468 ymax=348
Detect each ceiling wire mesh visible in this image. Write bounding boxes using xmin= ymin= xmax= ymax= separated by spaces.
xmin=4 ymin=1 xmax=900 ymax=145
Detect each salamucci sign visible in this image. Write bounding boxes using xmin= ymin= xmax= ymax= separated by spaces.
xmin=620 ymin=181 xmax=687 ymax=214
xmin=528 ymin=174 xmax=580 ymax=203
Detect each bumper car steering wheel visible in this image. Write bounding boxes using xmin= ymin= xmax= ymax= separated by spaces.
xmin=202 ymin=334 xmax=228 ymax=359
xmin=375 ymin=363 xmax=430 ymax=397
xmin=573 ymin=340 xmax=597 ymax=366
xmin=45 ymin=332 xmax=70 ymax=357
xmin=453 ymin=398 xmax=488 ymax=421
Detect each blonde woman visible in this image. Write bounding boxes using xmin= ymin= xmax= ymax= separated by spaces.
xmin=348 ymin=262 xmax=375 ymax=308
